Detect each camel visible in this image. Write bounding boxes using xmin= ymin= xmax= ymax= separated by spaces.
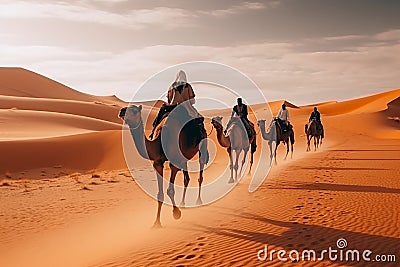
xmin=257 ymin=119 xmax=294 ymax=164
xmin=211 ymin=116 xmax=257 ymax=183
xmin=119 ymin=105 xmax=208 ymax=227
xmin=305 ymin=119 xmax=323 ymax=151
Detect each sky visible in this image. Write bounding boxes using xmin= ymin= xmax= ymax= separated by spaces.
xmin=0 ymin=0 xmax=399 ymax=105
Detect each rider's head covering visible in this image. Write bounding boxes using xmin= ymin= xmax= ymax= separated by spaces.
xmin=282 ymin=103 xmax=286 ymax=108
xmin=237 ymin=98 xmax=243 ymax=105
xmin=314 ymin=106 xmax=318 ymax=111
xmin=175 ymin=70 xmax=187 ymax=83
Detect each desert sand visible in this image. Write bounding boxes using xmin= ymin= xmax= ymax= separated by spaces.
xmin=1 ymin=68 xmax=399 ymax=266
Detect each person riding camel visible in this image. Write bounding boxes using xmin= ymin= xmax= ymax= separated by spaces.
xmin=150 ymin=70 xmax=199 ymax=139
xmin=225 ymin=98 xmax=253 ymax=139
xmin=150 ymin=70 xmax=209 ymax=162
xmin=309 ymin=107 xmax=324 ymax=138
xmin=276 ymin=103 xmax=290 ymax=132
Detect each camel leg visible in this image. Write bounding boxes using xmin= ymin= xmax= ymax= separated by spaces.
xmin=314 ymin=136 xmax=317 ymax=151
xmin=228 ymin=147 xmax=234 ymax=183
xmin=197 ymin=161 xmax=204 ymax=205
xmin=180 ymin=169 xmax=191 ymax=207
xmin=306 ymin=135 xmax=311 ymax=152
xmin=249 ymin=151 xmax=254 ymax=174
xmin=234 ymin=150 xmax=240 ymax=181
xmin=274 ymin=142 xmax=278 ymax=165
xmin=291 ymin=141 xmax=294 ymax=159
xmin=284 ymin=139 xmax=289 ymax=160
xmin=153 ymin=160 xmax=164 ymax=228
xmin=268 ymin=141 xmax=274 ymax=163
xmin=239 ymin=148 xmax=248 ymax=175
xmin=167 ymin=164 xmax=181 ymax=220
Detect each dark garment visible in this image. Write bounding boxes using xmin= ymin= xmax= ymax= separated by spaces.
xmin=233 ymin=104 xmax=248 ymax=120
xmin=231 ymin=104 xmax=252 ymax=137
xmin=152 ymin=104 xmax=177 ymax=128
xmin=276 ymin=117 xmax=292 ymax=133
xmin=309 ymin=110 xmax=321 ymax=122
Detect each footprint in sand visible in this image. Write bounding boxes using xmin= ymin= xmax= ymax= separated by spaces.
xmin=173 ymin=255 xmax=185 ymax=260
xmin=185 ymin=254 xmax=196 ymax=259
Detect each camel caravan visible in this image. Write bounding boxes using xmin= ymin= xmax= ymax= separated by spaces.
xmin=118 ymin=70 xmax=324 ymax=226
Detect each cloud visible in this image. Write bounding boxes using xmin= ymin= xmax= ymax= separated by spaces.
xmin=374 ymin=29 xmax=400 ymax=41
xmin=202 ymin=1 xmax=275 ymax=17
xmin=0 ymin=1 xmax=194 ymax=30
xmin=1 ymin=27 xmax=399 ymax=105
xmin=323 ymin=35 xmax=365 ymax=42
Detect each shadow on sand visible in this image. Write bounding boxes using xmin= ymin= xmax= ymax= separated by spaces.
xmin=264 ymin=181 xmax=400 ymax=194
xmin=192 ymin=209 xmax=399 ymax=266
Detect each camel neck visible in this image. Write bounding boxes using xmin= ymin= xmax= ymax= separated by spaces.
xmin=129 ymin=123 xmax=152 ymax=160
xmin=259 ymin=123 xmax=270 ymax=141
xmin=215 ymin=126 xmax=231 ymax=147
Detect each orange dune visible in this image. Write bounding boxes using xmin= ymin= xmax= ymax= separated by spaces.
xmin=0 ymin=109 xmax=120 ymax=140
xmin=0 ymin=68 xmax=129 ymax=174
xmin=0 ymin=130 xmax=125 ymax=173
xmin=1 ymin=68 xmax=399 ymax=267
xmin=0 ymin=95 xmax=124 ymax=124
xmin=0 ymin=67 xmax=96 ymax=101
xmin=316 ymin=88 xmax=400 ymax=115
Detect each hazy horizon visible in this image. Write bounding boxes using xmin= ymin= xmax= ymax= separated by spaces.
xmin=1 ymin=0 xmax=399 ymax=105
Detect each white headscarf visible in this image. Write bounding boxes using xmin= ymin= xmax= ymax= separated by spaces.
xmin=175 ymin=70 xmax=187 ymax=83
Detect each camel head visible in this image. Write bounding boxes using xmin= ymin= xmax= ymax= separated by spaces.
xmin=211 ymin=116 xmax=223 ymax=130
xmin=119 ymin=105 xmax=143 ymax=129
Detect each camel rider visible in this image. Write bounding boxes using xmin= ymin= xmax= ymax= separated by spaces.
xmin=151 ymin=70 xmax=199 ymax=139
xmin=277 ymin=103 xmax=290 ymax=132
xmin=309 ymin=107 xmax=324 ymax=138
xmin=226 ymin=98 xmax=252 ymax=138
xmin=150 ymin=70 xmax=209 ymax=162
xmin=309 ymin=107 xmax=321 ymax=123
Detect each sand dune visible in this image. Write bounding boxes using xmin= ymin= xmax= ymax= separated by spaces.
xmin=0 ymin=109 xmax=120 ymax=140
xmin=0 ymin=68 xmax=129 ymax=173
xmin=0 ymin=95 xmax=124 ymax=124
xmin=1 ymin=68 xmax=399 ymax=266
xmin=0 ymin=68 xmax=97 ymax=101
xmin=0 ymin=130 xmax=125 ymax=173
xmin=315 ymin=88 xmax=400 ymax=115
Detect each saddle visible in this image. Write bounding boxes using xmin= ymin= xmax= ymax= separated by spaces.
xmin=275 ymin=118 xmax=292 ymax=134
xmin=226 ymin=117 xmax=256 ymax=140
xmin=151 ymin=104 xmax=206 ymax=146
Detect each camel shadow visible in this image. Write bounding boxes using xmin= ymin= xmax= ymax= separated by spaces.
xmin=297 ymin=166 xmax=389 ymax=171
xmin=193 ymin=211 xmax=399 ymax=266
xmin=265 ymin=181 xmax=400 ymax=194
xmin=329 ymin=149 xmax=400 ymax=152
xmin=327 ymin=158 xmax=400 ymax=161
